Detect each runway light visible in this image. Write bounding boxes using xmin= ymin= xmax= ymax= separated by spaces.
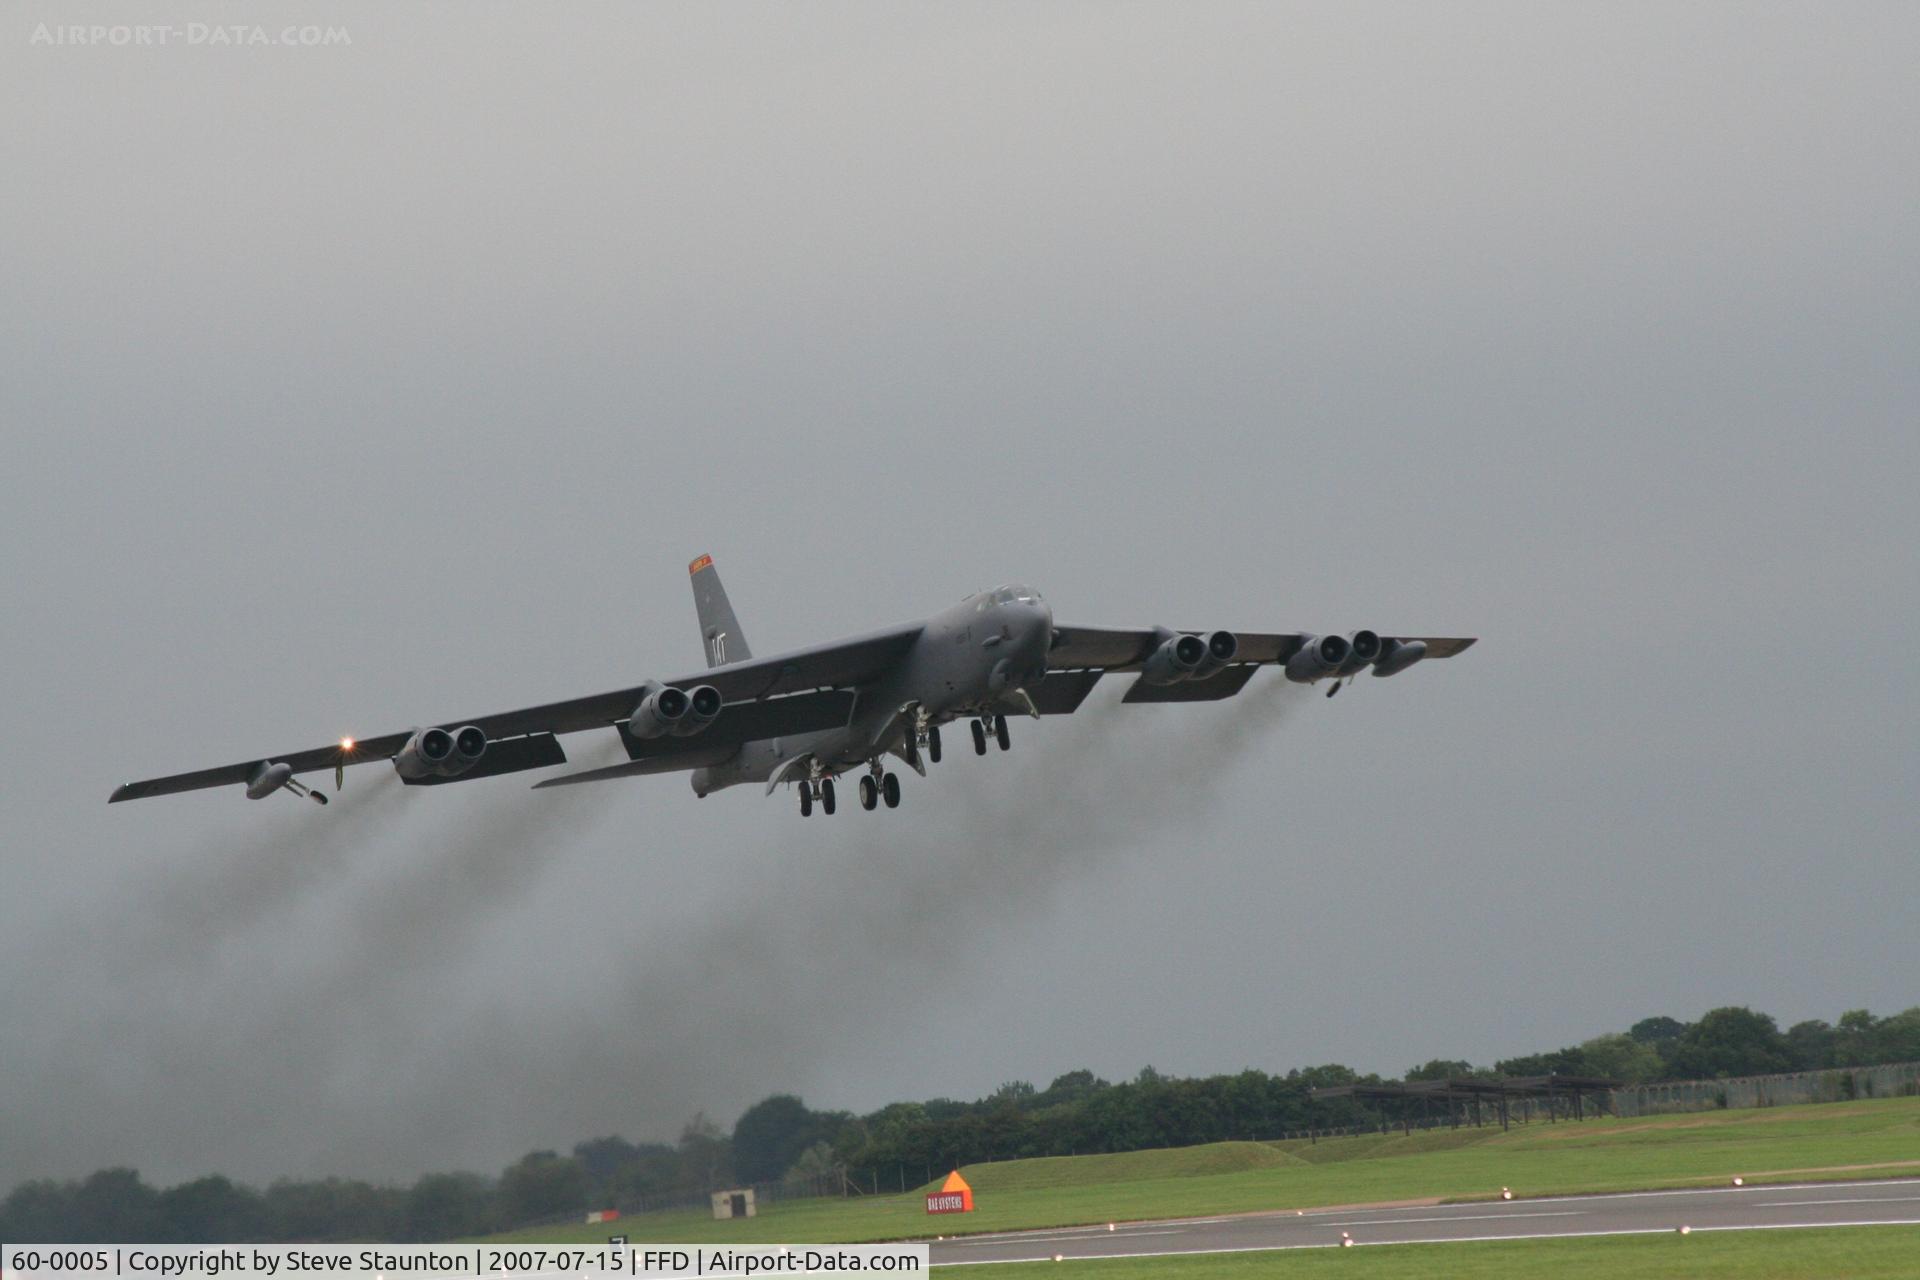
xmin=1501 ymin=1187 xmax=1513 ymax=1200
xmin=1107 ymin=1224 xmax=1115 ymax=1231
xmin=1341 ymin=1238 xmax=1354 ymax=1248
xmin=1051 ymin=1254 xmax=1063 ymax=1263
xmin=1732 ymin=1176 xmax=1744 ymax=1187
xmin=1678 ymin=1225 xmax=1691 ymax=1235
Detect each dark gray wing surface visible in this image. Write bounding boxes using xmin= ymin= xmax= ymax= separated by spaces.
xmin=616 ymin=689 xmax=857 ymax=760
xmin=1046 ymin=624 xmax=1475 ymax=708
xmin=1050 ymin=626 xmax=1474 ymax=671
xmin=990 ymin=670 xmax=1106 ymax=718
xmin=109 ymin=622 xmax=924 ymax=802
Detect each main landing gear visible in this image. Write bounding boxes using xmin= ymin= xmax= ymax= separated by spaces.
xmin=858 ymin=763 xmax=903 ymax=810
xmin=970 ymin=714 xmax=1012 ymax=754
xmin=798 ymin=777 xmax=836 ymax=817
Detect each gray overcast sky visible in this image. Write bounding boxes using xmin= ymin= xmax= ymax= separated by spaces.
xmin=4 ymin=2 xmax=1917 ymax=1187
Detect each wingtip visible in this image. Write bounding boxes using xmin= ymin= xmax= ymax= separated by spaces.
xmin=688 ymin=553 xmax=714 ymax=575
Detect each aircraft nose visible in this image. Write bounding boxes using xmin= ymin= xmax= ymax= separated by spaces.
xmin=1019 ymin=602 xmax=1053 ymax=656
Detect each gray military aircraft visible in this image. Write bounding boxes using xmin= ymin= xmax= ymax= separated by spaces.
xmin=110 ymin=555 xmax=1475 ymax=815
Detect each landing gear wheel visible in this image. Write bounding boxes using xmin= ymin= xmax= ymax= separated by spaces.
xmin=799 ymin=784 xmax=813 ymax=817
xmin=819 ymin=777 xmax=837 ymax=815
xmin=882 ymin=772 xmax=901 ymax=808
xmin=995 ymin=716 xmax=1012 ymax=751
xmin=928 ymin=725 xmax=942 ymax=763
xmin=859 ymin=775 xmax=878 ymax=810
xmin=972 ymin=719 xmax=988 ymax=755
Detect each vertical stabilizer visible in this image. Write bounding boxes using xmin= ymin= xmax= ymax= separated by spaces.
xmin=688 ymin=554 xmax=752 ymax=667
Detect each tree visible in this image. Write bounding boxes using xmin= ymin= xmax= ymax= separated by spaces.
xmin=1629 ymin=1016 xmax=1687 ymax=1046
xmin=1785 ymin=1021 xmax=1836 ymax=1072
xmin=1874 ymin=1008 xmax=1920 ymax=1064
xmin=404 ymin=1173 xmax=494 ymax=1241
xmin=496 ymin=1152 xmax=587 ymax=1226
xmin=781 ymin=1142 xmax=844 ymax=1194
xmin=732 ymin=1096 xmax=819 ymax=1184
xmin=1406 ymin=1059 xmax=1475 ymax=1082
xmin=677 ymin=1113 xmax=733 ymax=1190
xmin=572 ymin=1136 xmax=641 ymax=1189
xmin=2 ymin=1180 xmax=78 ymax=1242
xmin=1834 ymin=1009 xmax=1880 ymax=1066
xmin=157 ymin=1175 xmax=263 ymax=1242
xmin=1036 ymin=1070 xmax=1107 ymax=1108
xmin=260 ymin=1178 xmax=401 ymax=1242
xmin=71 ymin=1169 xmax=167 ymax=1241
xmin=989 ymin=1081 xmax=1037 ymax=1108
xmin=1664 ymin=1007 xmax=1792 ymax=1079
xmin=1577 ymin=1034 xmax=1663 ymax=1084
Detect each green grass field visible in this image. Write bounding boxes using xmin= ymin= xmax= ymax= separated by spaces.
xmin=485 ymin=1096 xmax=1920 ymax=1246
xmin=976 ymin=1226 xmax=1920 ymax=1279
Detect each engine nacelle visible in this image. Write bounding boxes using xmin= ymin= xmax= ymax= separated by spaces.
xmin=450 ymin=725 xmax=487 ymax=771
xmin=628 ymin=683 xmax=691 ymax=739
xmin=1284 ymin=633 xmax=1351 ymax=684
xmin=1190 ymin=630 xmax=1239 ymax=680
xmin=394 ymin=725 xmax=486 ymax=779
xmin=1140 ymin=632 xmax=1208 ymax=685
xmin=1337 ymin=629 xmax=1383 ymax=676
xmin=1371 ymin=638 xmax=1428 ymax=678
xmin=671 ymin=684 xmax=723 ymax=736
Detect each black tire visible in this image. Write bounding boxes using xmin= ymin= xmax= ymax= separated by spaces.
xmin=859 ymin=775 xmax=878 ymax=810
xmin=995 ymin=716 xmax=1012 ymax=751
xmin=928 ymin=726 xmax=942 ymax=763
xmin=882 ymin=772 xmax=901 ymax=808
xmin=799 ymin=786 xmax=812 ymax=817
xmin=972 ymin=719 xmax=988 ymax=755
xmin=820 ymin=777 xmax=836 ymax=815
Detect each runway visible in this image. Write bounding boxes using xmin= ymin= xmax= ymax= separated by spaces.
xmin=928 ymin=1178 xmax=1920 ymax=1266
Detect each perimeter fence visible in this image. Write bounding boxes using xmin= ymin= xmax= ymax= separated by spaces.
xmin=1611 ymin=1060 xmax=1920 ymax=1116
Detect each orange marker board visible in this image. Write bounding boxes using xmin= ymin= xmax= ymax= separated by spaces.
xmin=925 ymin=1169 xmax=973 ymax=1214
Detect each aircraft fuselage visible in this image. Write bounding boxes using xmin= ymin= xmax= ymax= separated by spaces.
xmin=689 ymin=586 xmax=1052 ymax=794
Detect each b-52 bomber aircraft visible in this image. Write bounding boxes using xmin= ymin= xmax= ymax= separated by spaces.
xmin=110 ymin=556 xmax=1475 ymax=816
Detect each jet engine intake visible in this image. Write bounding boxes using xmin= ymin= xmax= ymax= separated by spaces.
xmin=1141 ymin=632 xmax=1208 ymax=685
xmin=1191 ymin=630 xmax=1239 ymax=680
xmin=672 ymin=685 xmax=723 ymax=736
xmin=628 ymin=684 xmax=691 ymax=739
xmin=393 ymin=725 xmax=485 ymax=779
xmin=1338 ymin=629 xmax=1383 ymax=676
xmin=393 ymin=726 xmax=453 ymax=778
xmin=1284 ymin=633 xmax=1351 ymax=684
xmin=450 ymin=725 xmax=487 ymax=770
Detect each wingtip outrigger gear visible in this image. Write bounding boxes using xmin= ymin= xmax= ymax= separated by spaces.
xmin=244 ymin=761 xmax=328 ymax=805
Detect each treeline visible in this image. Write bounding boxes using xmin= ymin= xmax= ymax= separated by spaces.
xmin=7 ymin=1004 xmax=1918 ymax=1241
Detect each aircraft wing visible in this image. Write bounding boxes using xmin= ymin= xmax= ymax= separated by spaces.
xmin=1048 ymin=626 xmax=1475 ymax=670
xmin=108 ymin=622 xmax=925 ymax=803
xmin=1045 ymin=624 xmax=1475 ymax=705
